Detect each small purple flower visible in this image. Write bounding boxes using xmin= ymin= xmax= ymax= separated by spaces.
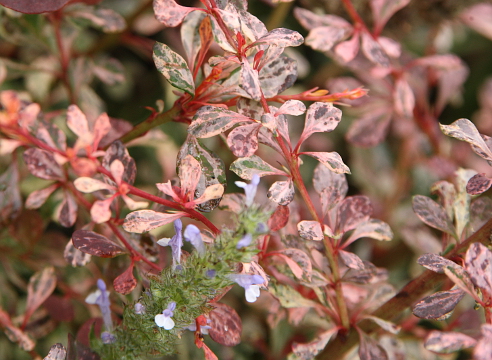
xmin=155 ymin=302 xmax=176 ymax=330
xmin=134 ymin=302 xmax=145 ymax=314
xmin=85 ymin=279 xmax=114 ymax=339
xmin=235 ymin=174 xmax=260 ymax=206
xmin=184 ymin=224 xmax=205 ymax=256
xmin=228 ymin=274 xmax=264 ymax=303
xmin=157 ymin=219 xmax=183 ymax=267
xmin=236 ymin=233 xmax=253 ymax=249
xmin=101 ymin=331 xmax=116 ymax=344
xmin=256 ymin=222 xmax=268 ymax=234
xmin=206 ymin=269 xmax=216 ymax=278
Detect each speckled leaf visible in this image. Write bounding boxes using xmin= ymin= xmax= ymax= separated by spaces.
xmin=466 ymin=173 xmax=492 ymax=195
xmin=252 ymin=28 xmax=303 ymax=48
xmin=44 ymin=343 xmax=67 ymax=360
xmin=443 ymin=266 xmax=477 ymax=299
xmin=301 ymin=151 xmax=350 ymax=174
xmin=413 ymin=289 xmax=465 ymax=320
xmin=370 ymin=0 xmax=410 ymax=31
xmin=230 ymin=155 xmax=286 ymax=180
xmin=25 ymin=267 xmax=57 ymax=327
xmin=292 ymin=328 xmax=338 ymax=360
xmin=297 ymin=220 xmax=323 ymax=241
xmin=346 ymin=108 xmax=392 ymax=147
xmin=102 ymin=141 xmax=136 ymax=186
xmin=475 ymin=324 xmax=492 ymax=360
xmin=417 ymin=253 xmax=459 ymax=273
xmin=153 ymin=0 xmax=195 ymax=27
xmin=72 ymin=230 xmax=126 ymax=258
xmin=359 ymin=331 xmax=388 ymax=360
xmin=294 ymin=8 xmax=352 ymax=31
xmin=123 ymin=210 xmax=187 ymax=233
xmin=259 ymin=55 xmax=298 ymax=98
xmin=313 ymin=162 xmax=348 ymax=196
xmin=361 ymin=31 xmax=390 ymax=68
xmin=113 ymin=264 xmax=137 ymax=295
xmin=0 ymin=0 xmax=70 ymax=14
xmin=440 ymin=119 xmax=492 ymax=163
xmin=227 ymin=123 xmax=261 ymax=157
xmin=240 ymin=60 xmax=262 ymax=101
xmin=339 ymin=250 xmax=365 ymax=270
xmin=412 ymin=195 xmax=456 ymax=237
xmin=25 ymin=184 xmax=58 ymax=209
xmin=71 ymin=6 xmax=126 ymax=33
xmin=465 ymin=243 xmax=492 ymax=294
xmin=267 ymin=180 xmax=295 ymax=205
xmin=237 ymin=8 xmax=267 ymax=42
xmin=153 ymin=42 xmax=194 ymax=96
xmin=181 ymin=11 xmax=207 ymax=68
xmin=424 ymin=331 xmax=476 ymax=354
xmin=74 ymin=177 xmax=114 ymax=193
xmin=189 ymin=106 xmax=250 ymax=138
xmin=208 ymin=303 xmax=242 ymax=347
xmin=209 ymin=15 xmax=236 ymax=53
xmin=277 ymin=100 xmax=306 ymax=116
xmin=268 ymin=205 xmax=290 ymax=231
xmin=470 ymin=197 xmax=492 ymax=231
xmin=305 ymin=26 xmax=351 ymax=53
xmin=23 ymin=148 xmax=64 ymax=180
xmin=301 ymin=102 xmax=342 ymax=142
xmin=276 ymin=248 xmax=312 ymax=281
xmin=64 ymin=239 xmax=91 ymax=267
xmin=269 ymin=283 xmax=318 ymax=308
xmin=393 ymin=78 xmax=415 ymax=118
xmin=236 ymin=98 xmax=264 ymax=120
xmin=58 ymin=192 xmax=77 ymax=228
xmin=178 ymin=136 xmax=226 ymax=212
xmin=337 ymin=195 xmax=373 ymax=234
xmin=345 ymin=219 xmax=393 ymax=244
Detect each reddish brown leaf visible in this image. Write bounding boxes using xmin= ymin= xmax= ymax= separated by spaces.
xmin=413 ymin=289 xmax=465 ymax=320
xmin=58 ymin=192 xmax=78 ymax=228
xmin=43 ymin=295 xmax=75 ymax=322
xmin=227 ymin=124 xmax=261 ymax=157
xmin=208 ymin=303 xmax=242 ymax=347
xmin=25 ymin=267 xmax=57 ymax=327
xmin=0 ymin=0 xmax=71 ymax=14
xmin=466 ymin=173 xmax=492 ymax=195
xmin=72 ymin=230 xmax=126 ymax=258
xmin=113 ymin=265 xmax=137 ymax=295
xmin=268 ymin=205 xmax=290 ymax=231
xmin=337 ymin=195 xmax=373 ymax=234
xmin=412 ymin=195 xmax=456 ymax=237
xmin=23 ymin=148 xmax=64 ymax=180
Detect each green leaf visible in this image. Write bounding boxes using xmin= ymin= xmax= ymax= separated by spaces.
xmin=153 ymin=42 xmax=195 ymax=96
xmin=230 ymin=155 xmax=286 ymax=180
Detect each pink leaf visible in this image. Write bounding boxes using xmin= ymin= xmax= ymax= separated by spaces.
xmin=301 ymin=102 xmax=342 ymax=142
xmin=292 ymin=327 xmax=338 ymax=359
xmin=475 ymin=324 xmax=492 ymax=360
xmin=297 ymin=220 xmax=323 ymax=241
xmin=465 ymin=243 xmax=492 ymax=295
xmin=92 ymin=112 xmax=111 ymax=150
xmin=370 ymin=0 xmax=411 ymax=32
xmin=267 ymin=179 xmax=295 ymax=206
xmin=74 ymin=177 xmax=114 ymax=193
xmin=24 ymin=267 xmax=57 ymax=327
xmin=361 ymin=31 xmax=390 ymax=68
xmin=179 ymin=155 xmax=201 ymax=201
xmin=358 ymin=331 xmax=388 ymax=360
xmin=113 ymin=264 xmax=137 ymax=295
xmin=189 ymin=106 xmax=251 ymax=138
xmin=417 ymin=253 xmax=459 ymax=273
xmin=227 ymin=123 xmax=261 ymax=157
xmin=276 ymin=100 xmax=306 ymax=116
xmin=294 ymin=7 xmax=352 ymax=31
xmin=23 ymin=148 xmax=64 ymax=180
xmin=412 ymin=195 xmax=456 ymax=237
xmin=153 ymin=0 xmax=195 ymax=27
xmin=194 ymin=184 xmax=224 ymax=205
xmin=378 ymin=36 xmax=401 ymax=58
xmin=240 ymin=60 xmax=262 ymax=101
xmin=123 ymin=210 xmax=187 ymax=233
xmin=443 ymin=266 xmax=479 ymax=301
xmin=413 ymin=289 xmax=465 ymax=319
xmin=466 ymin=173 xmax=492 ymax=195
xmin=72 ymin=230 xmax=126 ymax=258
xmin=43 ymin=343 xmax=67 ymax=360
xmin=301 ymin=151 xmax=351 ymax=174
xmin=306 ymin=26 xmax=351 ymax=53
xmin=346 ymin=108 xmax=392 ymax=147
xmin=18 ymin=103 xmax=40 ymax=131
xmin=424 ymin=330 xmax=477 ymax=353
xmin=313 ymin=162 xmax=348 ymax=196
xmin=275 ymin=248 xmax=313 ymax=281
xmin=66 ymin=104 xmax=89 ymax=138
xmin=25 ymin=184 xmax=58 ymax=209
xmin=90 ymin=198 xmax=113 ymax=224
xmin=334 ymin=33 xmax=360 ymax=63
xmin=251 ymin=28 xmax=304 ymax=48
xmin=461 ymin=4 xmax=492 ymax=40
xmin=393 ymin=78 xmax=415 ymax=118
xmin=339 ymin=250 xmax=365 ymax=270
xmin=345 ymin=219 xmax=393 ymax=245
xmin=337 ymin=195 xmax=373 ymax=234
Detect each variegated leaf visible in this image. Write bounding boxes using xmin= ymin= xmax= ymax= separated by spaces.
xmin=465 ymin=243 xmax=492 ymax=295
xmin=189 ymin=106 xmax=250 ymax=138
xmin=297 ymin=220 xmax=323 ymax=241
xmin=267 ymin=179 xmax=295 ymax=205
xmin=154 ymin=0 xmax=195 ymax=27
xmin=153 ymin=42 xmax=195 ymax=95
xmin=412 ymin=195 xmax=456 ymax=237
xmin=123 ymin=210 xmax=187 ymax=233
xmin=230 ymin=155 xmax=286 ymax=180
xmin=424 ymin=331 xmax=477 ymax=354
xmin=227 ymin=123 xmax=261 ymax=157
xmin=413 ymin=289 xmax=465 ymax=320
xmin=300 ymin=102 xmax=342 ymax=142
xmin=301 ymin=151 xmax=351 ymax=174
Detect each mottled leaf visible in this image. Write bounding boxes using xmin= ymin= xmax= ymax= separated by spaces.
xmin=339 ymin=250 xmax=365 ymax=270
xmin=443 ymin=266 xmax=478 ymax=300
xmin=267 ymin=180 xmax=295 ymax=205
xmin=276 ymin=100 xmax=306 ymax=116
xmin=301 ymin=151 xmax=351 ymax=174
xmin=258 ymin=55 xmax=298 ymax=98
xmin=64 ymin=239 xmax=92 ymax=267
xmin=269 ymin=283 xmax=318 ymax=308
xmin=23 ymin=148 xmax=64 ymax=180
xmin=123 ymin=210 xmax=187 ymax=233
xmin=297 ymin=220 xmax=323 ymax=241
xmin=58 ymin=192 xmax=78 ymax=228
xmin=230 ymin=155 xmax=286 ymax=180
xmin=72 ymin=230 xmax=126 ymax=258
xmin=252 ymin=28 xmax=303 ymax=48
xmin=305 ymin=26 xmax=351 ymax=53
xmin=25 ymin=267 xmax=57 ymax=326
xmin=424 ymin=330 xmax=477 ymax=353
xmin=470 ymin=197 xmax=492 ymax=231
xmin=292 ymin=328 xmax=338 ymax=360
xmin=361 ymin=31 xmax=390 ymax=67
xmin=153 ymin=0 xmax=195 ymax=27
xmin=189 ymin=106 xmax=251 ymax=138
xmin=300 ymin=102 xmax=342 ymax=142
xmin=413 ymin=289 xmax=465 ymax=319
xmin=208 ymin=303 xmax=242 ymax=347
xmin=74 ymin=177 xmax=114 ymax=193
xmin=102 ymin=141 xmax=136 ymax=186
xmin=345 ymin=219 xmax=393 ymax=245
xmin=465 ymin=243 xmax=492 ymax=294
xmin=337 ymin=195 xmax=373 ymax=234
xmin=25 ymin=183 xmax=58 ymax=210
xmin=412 ymin=195 xmax=456 ymax=237
xmin=181 ymin=11 xmax=207 ymax=68
xmin=466 ymin=173 xmax=492 ymax=195
xmin=0 ymin=0 xmax=70 ymax=13
xmin=153 ymin=42 xmax=194 ymax=95
xmin=275 ymin=248 xmax=312 ymax=281
xmin=268 ymin=205 xmax=290 ymax=231
xmin=359 ymin=331 xmax=388 ymax=360
xmin=113 ymin=265 xmax=137 ymax=295
xmin=475 ymin=324 xmax=492 ymax=360
xmin=364 ymin=316 xmax=400 ymax=334
xmin=71 ymin=6 xmax=126 ymax=33
xmin=313 ymin=162 xmax=348 ymax=196
xmin=294 ymin=7 xmax=352 ymax=31
xmin=370 ymin=0 xmax=411 ymax=31
xmin=240 ymin=60 xmax=262 ymax=101
xmin=346 ymin=108 xmax=392 ymax=147
xmin=393 ymin=78 xmax=415 ymax=118
xmin=227 ymin=123 xmax=261 ymax=157
xmin=44 ymin=343 xmax=67 ymax=360
xmin=417 ymin=253 xmax=459 ymax=273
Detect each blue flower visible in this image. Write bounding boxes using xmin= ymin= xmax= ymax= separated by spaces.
xmin=235 ymin=174 xmax=260 ymax=207
xmin=157 ymin=219 xmax=183 ymax=267
xmin=236 ymin=233 xmax=253 ymax=249
xmin=228 ymin=274 xmax=264 ymax=303
xmin=134 ymin=302 xmax=145 ymax=314
xmin=155 ymin=302 xmax=176 ymax=330
xmin=101 ymin=331 xmax=116 ymax=344
xmin=85 ymin=279 xmax=114 ymax=340
xmin=184 ymin=224 xmax=205 ymax=256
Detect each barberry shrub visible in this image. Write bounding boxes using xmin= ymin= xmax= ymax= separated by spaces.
xmin=1 ymin=0 xmax=492 ymax=359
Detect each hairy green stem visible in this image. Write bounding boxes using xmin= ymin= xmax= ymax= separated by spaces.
xmin=316 ymin=217 xmax=492 ymax=359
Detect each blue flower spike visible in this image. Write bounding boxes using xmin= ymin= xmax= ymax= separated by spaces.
xmin=157 ymin=219 xmax=183 ymax=267
xmin=85 ymin=279 xmax=115 ymax=342
xmin=183 ymin=224 xmax=205 ymax=256
xmin=155 ymin=302 xmax=177 ymax=330
xmin=235 ymin=174 xmax=260 ymax=207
